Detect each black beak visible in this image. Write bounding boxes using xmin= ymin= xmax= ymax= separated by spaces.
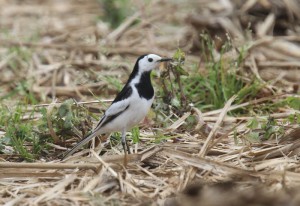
xmin=158 ymin=58 xmax=173 ymax=62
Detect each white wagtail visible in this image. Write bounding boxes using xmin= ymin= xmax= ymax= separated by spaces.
xmin=62 ymin=54 xmax=172 ymax=160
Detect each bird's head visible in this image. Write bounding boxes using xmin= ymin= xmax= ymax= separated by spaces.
xmin=137 ymin=54 xmax=172 ymax=73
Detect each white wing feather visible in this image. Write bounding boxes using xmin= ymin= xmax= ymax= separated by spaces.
xmin=105 ymin=99 xmax=130 ymax=117
xmin=61 ymin=99 xmax=130 ymax=160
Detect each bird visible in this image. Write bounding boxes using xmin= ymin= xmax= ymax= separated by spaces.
xmin=62 ymin=54 xmax=172 ymax=160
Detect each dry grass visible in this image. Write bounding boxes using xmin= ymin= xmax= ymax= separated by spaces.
xmin=1 ymin=0 xmax=300 ymax=205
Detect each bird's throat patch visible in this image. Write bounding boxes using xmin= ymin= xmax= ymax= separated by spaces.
xmin=135 ymin=71 xmax=154 ymax=100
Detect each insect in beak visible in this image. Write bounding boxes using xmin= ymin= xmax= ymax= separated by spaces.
xmin=158 ymin=58 xmax=173 ymax=62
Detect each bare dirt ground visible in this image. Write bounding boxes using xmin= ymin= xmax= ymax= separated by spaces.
xmin=1 ymin=0 xmax=300 ymax=205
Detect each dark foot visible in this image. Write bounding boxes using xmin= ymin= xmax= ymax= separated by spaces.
xmin=122 ymin=141 xmax=128 ymax=166
xmin=126 ymin=140 xmax=131 ymax=154
xmin=122 ymin=141 xmax=126 ymax=154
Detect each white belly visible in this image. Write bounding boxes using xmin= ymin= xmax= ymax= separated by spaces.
xmin=100 ymin=93 xmax=154 ymax=133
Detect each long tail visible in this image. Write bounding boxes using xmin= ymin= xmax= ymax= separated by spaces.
xmin=61 ymin=130 xmax=99 ymax=160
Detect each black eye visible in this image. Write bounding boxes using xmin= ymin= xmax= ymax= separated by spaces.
xmin=148 ymin=58 xmax=153 ymax=62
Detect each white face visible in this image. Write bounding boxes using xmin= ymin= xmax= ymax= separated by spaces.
xmin=138 ymin=54 xmax=162 ymax=73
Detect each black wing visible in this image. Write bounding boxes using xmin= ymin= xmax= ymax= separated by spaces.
xmin=94 ymin=85 xmax=132 ymax=129
xmin=112 ymin=84 xmax=133 ymax=103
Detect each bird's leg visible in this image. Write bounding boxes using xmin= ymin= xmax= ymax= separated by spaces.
xmin=121 ymin=129 xmax=127 ymax=154
xmin=126 ymin=140 xmax=131 ymax=154
xmin=121 ymin=129 xmax=128 ymax=165
xmin=121 ymin=129 xmax=131 ymax=154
